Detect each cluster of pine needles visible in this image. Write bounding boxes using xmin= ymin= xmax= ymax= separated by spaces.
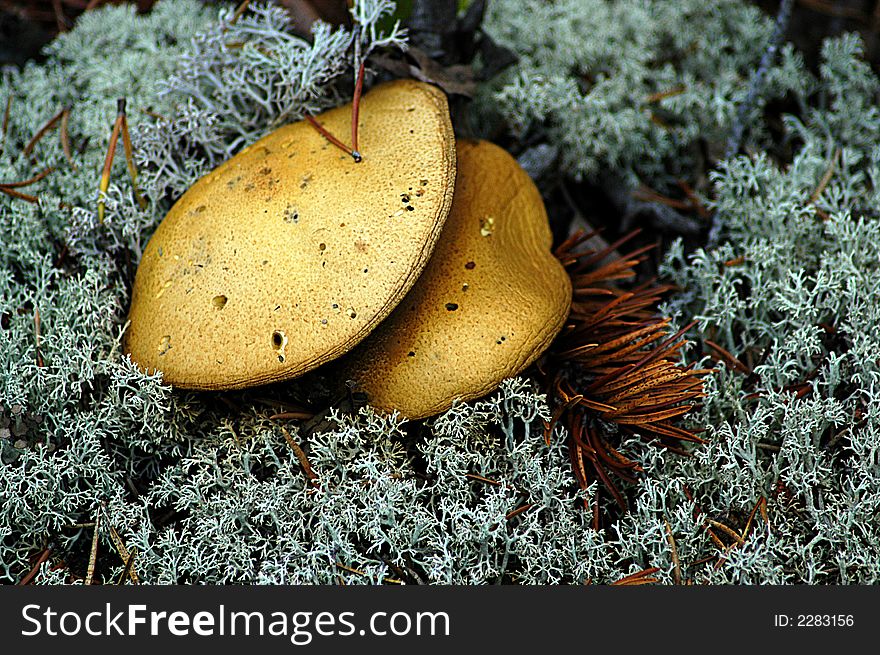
xmin=540 ymin=231 xmax=710 ymax=527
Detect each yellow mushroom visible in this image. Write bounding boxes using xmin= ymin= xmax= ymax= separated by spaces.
xmin=341 ymin=139 xmax=573 ymax=419
xmin=124 ymin=80 xmax=456 ymax=389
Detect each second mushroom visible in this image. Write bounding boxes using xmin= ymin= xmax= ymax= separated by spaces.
xmin=339 ymin=139 xmax=572 ymax=419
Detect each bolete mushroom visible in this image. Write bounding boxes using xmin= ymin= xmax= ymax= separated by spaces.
xmin=124 ymin=80 xmax=456 ymax=389
xmin=340 ymin=139 xmax=572 ymax=419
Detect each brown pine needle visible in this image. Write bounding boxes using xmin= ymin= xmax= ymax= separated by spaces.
xmin=34 ymin=308 xmax=43 ymax=367
xmin=140 ymin=107 xmax=169 ymax=122
xmin=86 ymin=509 xmax=102 ymax=586
xmin=335 ymin=562 xmax=403 ymax=585
xmin=676 ymin=179 xmax=711 ymax=218
xmin=270 ymin=411 xmax=315 ymax=421
xmin=664 ymin=520 xmax=682 ymax=585
xmin=23 ymin=107 xmax=66 ymax=157
xmin=120 ymin=113 xmax=146 ymax=209
xmin=741 ymin=496 xmax=769 ymax=539
xmin=351 ymin=60 xmax=365 ymax=161
xmin=645 ymin=85 xmax=686 ymax=104
xmin=116 ymin=547 xmax=138 ymax=585
xmin=0 ymin=166 xmax=55 ymax=189
xmin=0 ymin=186 xmax=39 ymax=203
xmin=336 ymin=562 xmax=365 ymax=576
xmin=544 ymin=393 xmax=583 ymax=445
xmin=281 ymin=426 xmax=318 ymax=486
xmin=705 ymin=519 xmax=745 ymax=545
xmin=465 ymin=473 xmax=501 ymax=486
xmin=305 ymin=114 xmax=357 ymax=159
xmin=808 ymin=146 xmax=842 ymax=208
xmin=17 ymin=547 xmax=53 ymax=585
xmin=229 ymin=0 xmax=252 ymax=26
xmin=705 ymin=339 xmax=751 ymax=375
xmin=505 ymin=503 xmax=534 ymax=521
xmin=51 ymin=0 xmax=65 ymax=32
xmin=102 ymin=505 xmax=139 ymax=584
xmin=98 ymin=99 xmax=126 ymax=224
xmin=1 ymin=95 xmax=11 ymax=153
xmin=611 ymin=567 xmax=661 ymax=586
xmin=705 ymin=527 xmax=726 ymax=550
xmin=632 ymin=185 xmax=692 ymax=211
xmin=306 ymin=59 xmax=367 ymax=163
xmin=60 ymin=107 xmax=75 ymax=168
xmin=547 ymin=231 xmax=707 ymax=514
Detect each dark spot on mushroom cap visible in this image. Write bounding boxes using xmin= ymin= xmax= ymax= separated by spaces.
xmin=465 ymin=261 xmax=476 ymax=270
xmin=445 ymin=303 xmax=458 ymax=311
xmin=272 ymin=331 xmax=284 ymax=348
xmin=408 ymin=351 xmax=415 ymax=357
xmin=212 ymin=295 xmax=228 ymax=309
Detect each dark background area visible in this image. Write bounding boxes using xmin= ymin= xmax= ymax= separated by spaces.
xmin=3 ymin=0 xmax=880 ymax=70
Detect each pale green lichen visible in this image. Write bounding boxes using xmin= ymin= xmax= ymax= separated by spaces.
xmin=1 ymin=1 xmax=879 ymax=585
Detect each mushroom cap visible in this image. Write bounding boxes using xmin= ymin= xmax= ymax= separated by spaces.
xmin=341 ymin=139 xmax=572 ymax=419
xmin=124 ymin=80 xmax=456 ymax=389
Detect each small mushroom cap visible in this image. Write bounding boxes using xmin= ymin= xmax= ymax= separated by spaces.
xmin=342 ymin=139 xmax=572 ymax=419
xmin=124 ymin=80 xmax=456 ymax=389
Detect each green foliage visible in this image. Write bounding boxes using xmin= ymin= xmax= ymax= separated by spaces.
xmin=480 ymin=0 xmax=807 ymax=185
xmin=656 ymin=34 xmax=880 ymax=583
xmin=1 ymin=1 xmax=878 ymax=585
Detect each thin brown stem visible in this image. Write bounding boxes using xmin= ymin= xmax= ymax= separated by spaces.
xmin=23 ymin=107 xmax=66 ymax=157
xmin=281 ymin=426 xmax=318 ymax=486
xmin=351 ymin=59 xmax=365 ymax=161
xmin=116 ymin=547 xmax=138 ymax=585
xmin=0 ymin=186 xmax=39 ymax=203
xmin=86 ymin=509 xmax=102 ymax=586
xmin=808 ymin=146 xmax=841 ymax=206
xmin=102 ymin=505 xmax=139 ymax=584
xmin=465 ymin=473 xmax=501 ymax=486
xmin=305 ymin=115 xmax=356 ymax=159
xmin=18 ymin=547 xmax=52 ymax=586
xmin=60 ymin=108 xmax=75 ymax=169
xmin=34 ymin=308 xmax=43 ymax=367
xmin=664 ymin=519 xmax=682 ymax=585
xmin=1 ymin=95 xmax=11 ymax=153
xmin=229 ymin=0 xmax=251 ymax=26
xmin=98 ymin=99 xmax=125 ymax=224
xmin=505 ymin=503 xmax=534 ymax=521
xmin=0 ymin=167 xmax=54 ymax=189
xmin=120 ymin=114 xmax=146 ymax=209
